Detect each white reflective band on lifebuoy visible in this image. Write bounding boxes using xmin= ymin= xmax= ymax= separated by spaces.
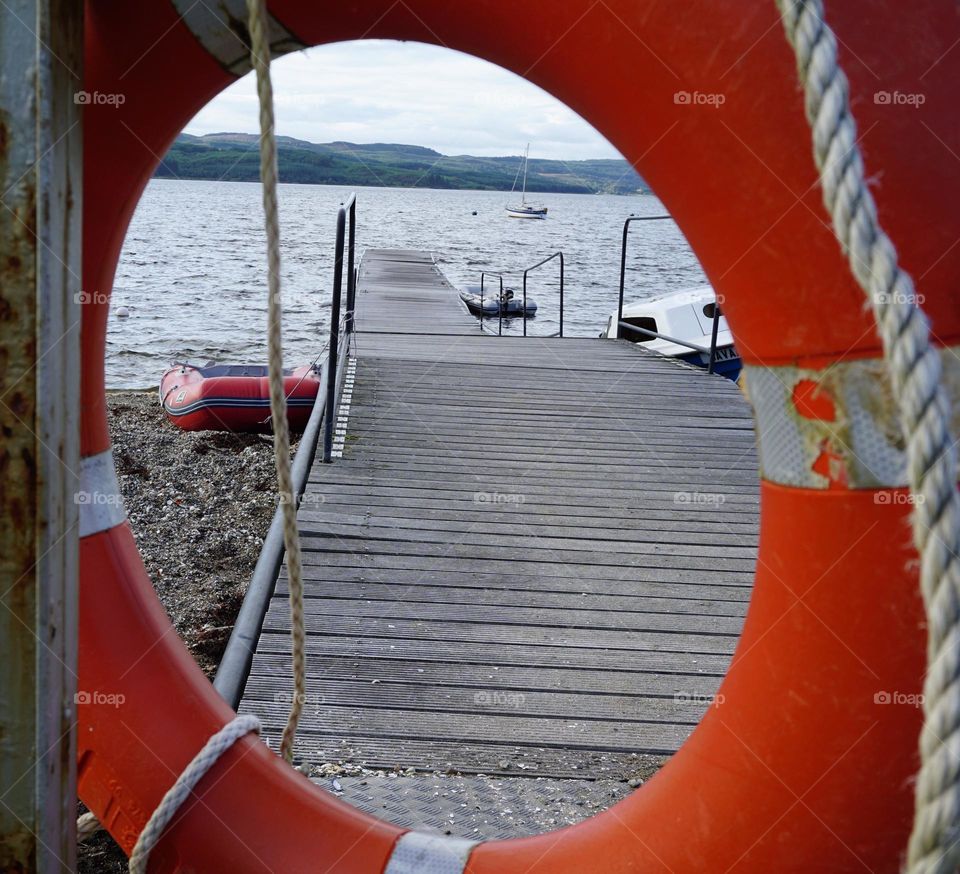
xmin=79 ymin=450 xmax=126 ymax=538
xmin=744 ymin=350 xmax=960 ymax=489
xmin=383 ymin=832 xmax=479 ymax=874
xmin=171 ymin=0 xmax=306 ymax=76
xmin=745 ymin=359 xmax=904 ymax=489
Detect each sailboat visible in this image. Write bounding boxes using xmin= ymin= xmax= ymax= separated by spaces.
xmin=506 ymin=144 xmax=548 ymax=219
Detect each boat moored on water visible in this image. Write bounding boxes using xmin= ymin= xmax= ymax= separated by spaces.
xmin=160 ymin=362 xmax=322 ymax=432
xmin=506 ymin=143 xmax=548 ymax=219
xmin=459 ymin=284 xmax=538 ymax=318
xmin=602 ymin=285 xmax=741 ymax=380
xmin=506 ymin=203 xmax=548 ymax=219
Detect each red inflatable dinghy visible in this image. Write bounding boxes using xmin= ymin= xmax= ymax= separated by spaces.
xmin=159 ymin=362 xmax=322 ymax=433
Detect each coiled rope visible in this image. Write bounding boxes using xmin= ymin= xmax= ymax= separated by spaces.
xmin=246 ymin=0 xmax=307 ymax=764
xmin=774 ymin=2 xmax=960 ymax=871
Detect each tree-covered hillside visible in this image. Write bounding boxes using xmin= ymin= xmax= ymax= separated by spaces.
xmin=155 ymin=134 xmax=648 ymax=195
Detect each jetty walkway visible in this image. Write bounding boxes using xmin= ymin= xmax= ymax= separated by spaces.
xmin=238 ymin=249 xmax=758 ymax=838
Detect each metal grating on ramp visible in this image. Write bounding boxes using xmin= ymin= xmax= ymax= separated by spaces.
xmin=313 ymin=775 xmax=633 ymax=840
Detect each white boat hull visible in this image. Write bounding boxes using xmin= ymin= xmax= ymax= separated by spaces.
xmin=602 ymin=285 xmax=742 ymax=381
xmin=506 ymin=206 xmax=547 ymax=219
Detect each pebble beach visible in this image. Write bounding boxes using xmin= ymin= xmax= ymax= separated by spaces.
xmin=107 ymin=390 xmax=284 ymax=676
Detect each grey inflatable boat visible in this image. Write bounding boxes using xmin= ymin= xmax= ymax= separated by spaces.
xmin=459 ymin=285 xmax=538 ymax=318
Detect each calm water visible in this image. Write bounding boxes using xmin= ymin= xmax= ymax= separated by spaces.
xmin=109 ymin=179 xmax=707 ymax=388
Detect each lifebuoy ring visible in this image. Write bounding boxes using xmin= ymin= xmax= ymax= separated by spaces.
xmin=78 ymin=2 xmax=960 ymax=870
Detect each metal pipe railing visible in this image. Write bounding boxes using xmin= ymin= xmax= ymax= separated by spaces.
xmin=345 ymin=202 xmax=357 ymax=334
xmin=615 ymin=213 xmax=725 ymax=370
xmin=213 ymin=355 xmax=329 ymax=708
xmin=479 ymin=271 xmax=505 ymax=335
xmin=323 ymin=193 xmax=356 ymax=462
xmin=216 ymin=193 xmax=357 ymax=704
xmin=616 ymin=321 xmax=711 ymax=353
xmin=476 ymin=251 xmax=565 ymax=337
xmin=706 ymin=302 xmax=721 ymax=374
xmin=522 ymin=251 xmax=563 ymax=337
xmin=617 ymin=300 xmax=724 ymax=363
xmin=617 ymin=214 xmax=671 ymax=327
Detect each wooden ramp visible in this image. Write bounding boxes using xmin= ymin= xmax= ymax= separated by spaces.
xmin=239 ymin=249 xmax=759 ymax=835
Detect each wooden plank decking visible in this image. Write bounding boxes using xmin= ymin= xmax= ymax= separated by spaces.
xmin=240 ymin=249 xmax=759 ymax=824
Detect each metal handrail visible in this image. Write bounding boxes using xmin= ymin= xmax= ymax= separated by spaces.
xmin=615 ymin=213 xmax=724 ymax=374
xmin=476 ymin=250 xmax=565 ymax=337
xmin=322 ymin=193 xmax=356 ymax=462
xmin=522 ymin=251 xmax=564 ymax=337
xmin=215 ymin=194 xmax=357 ymax=706
xmin=617 ymin=214 xmax=671 ymax=327
xmin=616 ymin=321 xmax=711 ymax=354
xmin=213 ymin=355 xmax=329 ymax=708
xmin=479 ymin=271 xmax=505 ymax=335
xmin=345 ymin=200 xmax=357 ymax=334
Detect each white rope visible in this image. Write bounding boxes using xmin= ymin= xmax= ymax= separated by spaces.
xmin=127 ymin=715 xmax=260 ymax=873
xmin=774 ymin=3 xmax=960 ymax=871
xmin=76 ymin=6 xmax=306 ymax=854
xmin=245 ymin=0 xmax=307 ymax=763
xmin=75 ymin=715 xmax=259 ymax=871
xmin=76 ymin=811 xmax=102 ymax=842
xmin=76 ymin=0 xmax=305 ymax=859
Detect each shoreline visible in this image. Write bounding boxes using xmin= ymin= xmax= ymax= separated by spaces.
xmin=146 ymin=175 xmax=648 ymax=195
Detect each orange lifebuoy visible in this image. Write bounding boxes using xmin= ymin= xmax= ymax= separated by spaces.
xmin=78 ymin=2 xmax=960 ymax=871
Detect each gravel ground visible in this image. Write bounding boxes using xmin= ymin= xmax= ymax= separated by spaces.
xmin=108 ymin=389 xmax=287 ymax=675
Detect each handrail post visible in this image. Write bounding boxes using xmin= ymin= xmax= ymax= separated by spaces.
xmin=707 ymin=299 xmax=721 ymax=374
xmin=615 ymin=215 xmax=674 ymax=340
xmin=498 ymin=275 xmax=504 ymax=336
xmin=618 ymin=217 xmax=632 ymax=336
xmin=479 ymin=273 xmax=485 ymax=332
xmin=558 ymin=252 xmax=564 ymax=338
xmin=522 ymin=271 xmax=528 ymax=337
xmin=322 ymin=207 xmax=347 ymax=462
xmin=345 ymin=199 xmax=356 ymax=335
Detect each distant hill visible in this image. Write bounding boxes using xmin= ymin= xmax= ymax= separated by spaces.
xmin=154 ymin=133 xmax=648 ymax=195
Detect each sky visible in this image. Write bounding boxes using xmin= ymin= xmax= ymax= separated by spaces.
xmin=185 ymin=40 xmax=622 ymax=161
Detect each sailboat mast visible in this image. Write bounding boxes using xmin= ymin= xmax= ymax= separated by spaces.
xmin=521 ymin=143 xmax=529 ymax=204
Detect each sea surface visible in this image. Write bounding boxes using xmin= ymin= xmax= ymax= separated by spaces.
xmin=109 ymin=179 xmax=707 ymax=388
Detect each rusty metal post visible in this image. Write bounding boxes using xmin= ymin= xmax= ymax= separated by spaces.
xmin=0 ymin=1 xmax=83 ymax=870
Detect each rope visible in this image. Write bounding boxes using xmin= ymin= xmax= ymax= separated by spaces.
xmin=127 ymin=715 xmax=260 ymax=873
xmin=76 ymin=811 xmax=102 ymax=842
xmin=76 ymin=0 xmax=306 ymax=858
xmin=246 ymin=0 xmax=307 ymax=763
xmin=75 ymin=715 xmax=259 ymax=872
xmin=774 ymin=3 xmax=960 ymax=871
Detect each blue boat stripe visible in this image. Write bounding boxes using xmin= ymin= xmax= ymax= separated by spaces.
xmin=164 ymin=396 xmax=316 ymax=417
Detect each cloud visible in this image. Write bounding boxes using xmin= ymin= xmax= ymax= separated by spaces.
xmin=184 ymin=40 xmax=622 ymax=161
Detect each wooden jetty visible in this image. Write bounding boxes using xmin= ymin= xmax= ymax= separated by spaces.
xmin=239 ymin=249 xmax=758 ymax=836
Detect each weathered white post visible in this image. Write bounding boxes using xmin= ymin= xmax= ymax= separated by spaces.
xmin=0 ymin=1 xmax=82 ymax=870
